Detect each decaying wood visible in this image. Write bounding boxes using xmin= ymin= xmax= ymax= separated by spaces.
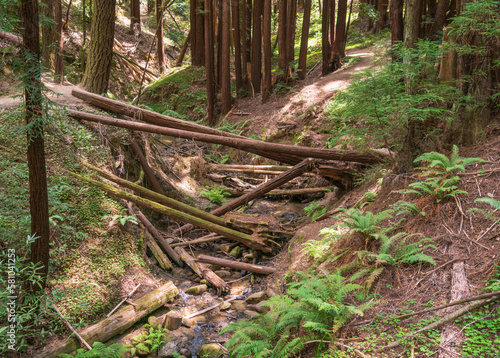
xmin=69 ymin=172 xmax=272 ymax=252
xmin=145 ymin=229 xmax=174 ymax=271
xmin=82 ymin=162 xmax=228 ymax=229
xmin=226 ymin=186 xmax=337 ymax=197
xmin=174 ymin=247 xmax=230 ymax=295
xmin=136 ymin=210 xmax=183 ymax=267
xmin=39 ymin=282 xmax=179 ymax=358
xmin=67 ymin=96 xmax=386 ymax=165
xmin=130 ymin=139 xmax=166 ymax=195
xmin=196 ymin=254 xmax=276 ymax=275
xmin=164 ymin=311 xmax=182 ymax=330
xmin=394 ymin=290 xmax=500 ymax=321
xmin=209 ymin=163 xmax=317 ymax=177
xmin=0 ymin=31 xmax=22 ymax=43
xmin=170 ymin=234 xmax=223 ymax=247
xmin=106 ymin=284 xmax=141 ymax=318
xmin=53 ymin=305 xmax=92 ymax=350
xmin=383 ymin=297 xmax=498 ymax=350
xmin=174 ymin=158 xmax=316 ymax=235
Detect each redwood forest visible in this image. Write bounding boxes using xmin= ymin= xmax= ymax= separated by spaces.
xmin=0 ymin=0 xmax=499 ymax=357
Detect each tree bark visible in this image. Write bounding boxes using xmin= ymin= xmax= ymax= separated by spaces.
xmin=390 ymin=0 xmax=404 ymax=46
xmin=321 ymin=0 xmax=331 ymax=75
xmin=157 ymin=0 xmax=166 ymax=73
xmin=241 ymin=0 xmax=250 ymax=89
xmin=81 ymin=0 xmax=116 ymax=93
xmin=130 ymin=0 xmax=141 ymax=31
xmin=130 ymin=139 xmax=166 ymax=195
xmin=174 ymin=247 xmax=230 ymax=295
xmin=54 ymin=0 xmax=64 ymax=83
xmin=41 ymin=0 xmax=56 ymax=71
xmin=298 ymin=0 xmax=311 ymax=80
xmin=403 ymin=0 xmax=422 ymax=49
xmin=196 ymin=254 xmax=276 ymax=274
xmin=175 ymin=30 xmax=191 ymax=67
xmin=278 ymin=0 xmax=288 ymax=80
xmin=231 ymin=0 xmax=243 ymax=92
xmin=251 ymin=0 xmax=263 ymax=94
xmin=22 ymin=0 xmax=51 ymax=292
xmin=221 ymin=0 xmax=232 ymax=113
xmin=204 ymin=1 xmax=216 ymax=126
xmin=190 ymin=0 xmax=205 ymax=66
xmin=332 ymin=0 xmax=348 ymax=69
xmin=38 ymin=282 xmax=179 ymax=358
xmin=286 ymin=0 xmax=297 ymax=67
xmin=429 ymin=0 xmax=450 ymax=38
xmin=262 ymin=0 xmax=272 ymax=103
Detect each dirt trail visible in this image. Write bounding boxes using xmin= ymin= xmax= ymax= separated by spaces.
xmin=232 ymin=46 xmax=376 ymax=139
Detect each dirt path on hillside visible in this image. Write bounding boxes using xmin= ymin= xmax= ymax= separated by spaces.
xmin=229 ymin=46 xmax=377 ymax=141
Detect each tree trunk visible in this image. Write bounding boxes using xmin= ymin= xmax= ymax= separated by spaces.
xmin=403 ymin=0 xmax=422 ymax=49
xmin=196 ymin=254 xmax=276 ymax=274
xmin=175 ymin=30 xmax=191 ymax=67
xmin=390 ymin=0 xmax=404 ymax=46
xmin=157 ymin=0 xmax=166 ymax=73
xmin=41 ymin=0 xmax=56 ymax=71
xmin=148 ymin=0 xmax=155 ymax=14
xmin=278 ymin=0 xmax=288 ymax=80
xmin=321 ymin=0 xmax=331 ymax=75
xmin=298 ymin=0 xmax=311 ymax=80
xmin=429 ymin=0 xmax=450 ymax=38
xmin=205 ymin=0 xmax=216 ymax=126
xmin=81 ymin=0 xmax=116 ymax=93
xmin=241 ymin=0 xmax=250 ymax=89
xmin=332 ymin=0 xmax=348 ymax=69
xmin=374 ymin=0 xmax=388 ymax=32
xmin=231 ymin=0 xmax=243 ymax=92
xmin=221 ymin=0 xmax=232 ymax=113
xmin=190 ymin=0 xmax=205 ymax=66
xmin=262 ymin=0 xmax=272 ymax=103
xmin=22 ymin=0 xmax=50 ymax=292
xmin=130 ymin=0 xmax=141 ymax=32
xmin=286 ymin=0 xmax=297 ymax=68
xmin=38 ymin=282 xmax=179 ymax=358
xmin=251 ymin=0 xmax=263 ymax=94
xmin=54 ymin=0 xmax=64 ymax=82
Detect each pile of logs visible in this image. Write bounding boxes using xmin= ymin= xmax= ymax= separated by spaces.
xmin=67 ymin=89 xmax=390 ymax=295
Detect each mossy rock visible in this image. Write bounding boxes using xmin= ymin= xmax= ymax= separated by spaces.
xmin=197 ymin=343 xmax=224 ymax=358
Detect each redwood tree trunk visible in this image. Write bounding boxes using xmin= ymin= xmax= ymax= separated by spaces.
xmin=41 ymin=0 xmax=56 ymax=71
xmin=429 ymin=0 xmax=450 ymax=38
xmin=54 ymin=0 xmax=64 ymax=83
xmin=262 ymin=0 xmax=272 ymax=102
xmin=321 ymin=0 xmax=331 ymax=75
xmin=390 ymin=0 xmax=404 ymax=45
xmin=130 ymin=0 xmax=141 ymax=32
xmin=221 ymin=0 xmax=232 ymax=113
xmin=81 ymin=0 xmax=116 ymax=94
xmin=286 ymin=0 xmax=297 ymax=67
xmin=278 ymin=0 xmax=288 ymax=80
xmin=190 ymin=0 xmax=205 ymax=66
xmin=251 ymin=0 xmax=263 ymax=94
xmin=298 ymin=0 xmax=311 ymax=79
xmin=332 ymin=0 xmax=348 ymax=69
xmin=22 ymin=0 xmax=50 ymax=291
xmin=241 ymin=0 xmax=249 ymax=89
xmin=157 ymin=0 xmax=166 ymax=73
xmin=231 ymin=0 xmax=243 ymax=92
xmin=205 ymin=0 xmax=216 ymax=126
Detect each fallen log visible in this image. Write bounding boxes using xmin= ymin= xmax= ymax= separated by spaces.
xmin=68 ymin=172 xmax=272 ymax=252
xmin=38 ymin=282 xmax=179 ymax=358
xmin=145 ymin=231 xmax=174 ymax=271
xmin=68 ymin=94 xmax=386 ymax=165
xmin=170 ymin=234 xmax=223 ymax=247
xmin=226 ymin=186 xmax=337 ymax=197
xmin=82 ymin=162 xmax=228 ymax=229
xmin=136 ymin=210 xmax=183 ymax=267
xmin=0 ymin=31 xmax=22 ymax=44
xmin=174 ymin=158 xmax=316 ymax=235
xmin=196 ymin=254 xmax=276 ymax=275
xmin=174 ymin=247 xmax=230 ymax=295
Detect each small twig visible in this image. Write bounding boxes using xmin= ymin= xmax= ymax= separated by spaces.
xmin=183 ymin=297 xmax=237 ymax=319
xmin=421 ymin=258 xmax=464 ymax=278
xmin=107 ymin=284 xmax=141 ymax=317
xmin=53 ymin=305 xmax=92 ymax=350
xmin=226 ymin=273 xmax=252 ymax=284
xmin=477 ymin=221 xmax=498 ymax=242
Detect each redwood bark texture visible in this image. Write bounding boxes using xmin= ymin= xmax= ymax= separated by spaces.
xmin=81 ymin=0 xmax=116 ymax=93
xmin=157 ymin=0 xmax=166 ymax=72
xmin=130 ymin=0 xmax=141 ymax=31
xmin=390 ymin=0 xmax=404 ymax=45
xmin=251 ymin=0 xmax=263 ymax=93
xmin=298 ymin=0 xmax=312 ymax=79
xmin=221 ymin=0 xmax=232 ymax=113
xmin=22 ymin=0 xmax=50 ymax=291
xmin=204 ymin=0 xmax=215 ymax=125
xmin=262 ymin=0 xmax=272 ymax=102
xmin=231 ymin=0 xmax=243 ymax=91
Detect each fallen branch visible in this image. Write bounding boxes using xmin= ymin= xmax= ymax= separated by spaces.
xmin=53 ymin=305 xmax=92 ymax=350
xmin=136 ymin=210 xmax=183 ymax=266
xmin=130 ymin=139 xmax=165 ymax=195
xmin=0 ymin=31 xmax=22 ymax=44
xmin=106 ymin=284 xmax=141 ymax=317
xmin=145 ymin=231 xmax=174 ymax=271
xmin=393 ymin=290 xmax=500 ymax=321
xmin=196 ymin=254 xmax=276 ymax=275
xmin=39 ymin=282 xmax=179 ymax=358
xmin=383 ymin=297 xmax=498 ymax=349
xmin=174 ymin=247 xmax=230 ymax=295
xmin=226 ymin=186 xmax=336 ymax=197
xmin=68 ymin=172 xmax=272 ymax=252
xmin=170 ymin=234 xmax=223 ymax=247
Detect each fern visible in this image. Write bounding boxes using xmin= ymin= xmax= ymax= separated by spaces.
xmin=468 ymin=197 xmax=500 ymax=223
xmin=391 ymin=200 xmax=426 ymax=216
xmin=337 ymin=208 xmax=394 ymax=239
xmin=58 ymin=342 xmax=126 ymax=358
xmin=414 ymin=145 xmax=484 ymax=175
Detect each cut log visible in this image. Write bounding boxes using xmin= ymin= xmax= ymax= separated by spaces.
xmin=174 ymin=247 xmax=230 ymax=295
xmin=130 ymin=139 xmax=165 ymax=195
xmin=67 ymin=95 xmax=386 ymax=165
xmin=174 ymin=158 xmax=316 ymax=235
xmin=196 ymin=254 xmax=276 ymax=274
xmin=68 ymin=172 xmax=272 ymax=252
xmin=164 ymin=311 xmax=182 ymax=330
xmin=82 ymin=162 xmax=228 ymax=229
xmin=38 ymin=282 xmax=179 ymax=358
xmin=136 ymin=210 xmax=183 ymax=267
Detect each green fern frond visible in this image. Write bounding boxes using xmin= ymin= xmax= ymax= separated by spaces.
xmin=475 ymin=197 xmax=500 ymax=210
